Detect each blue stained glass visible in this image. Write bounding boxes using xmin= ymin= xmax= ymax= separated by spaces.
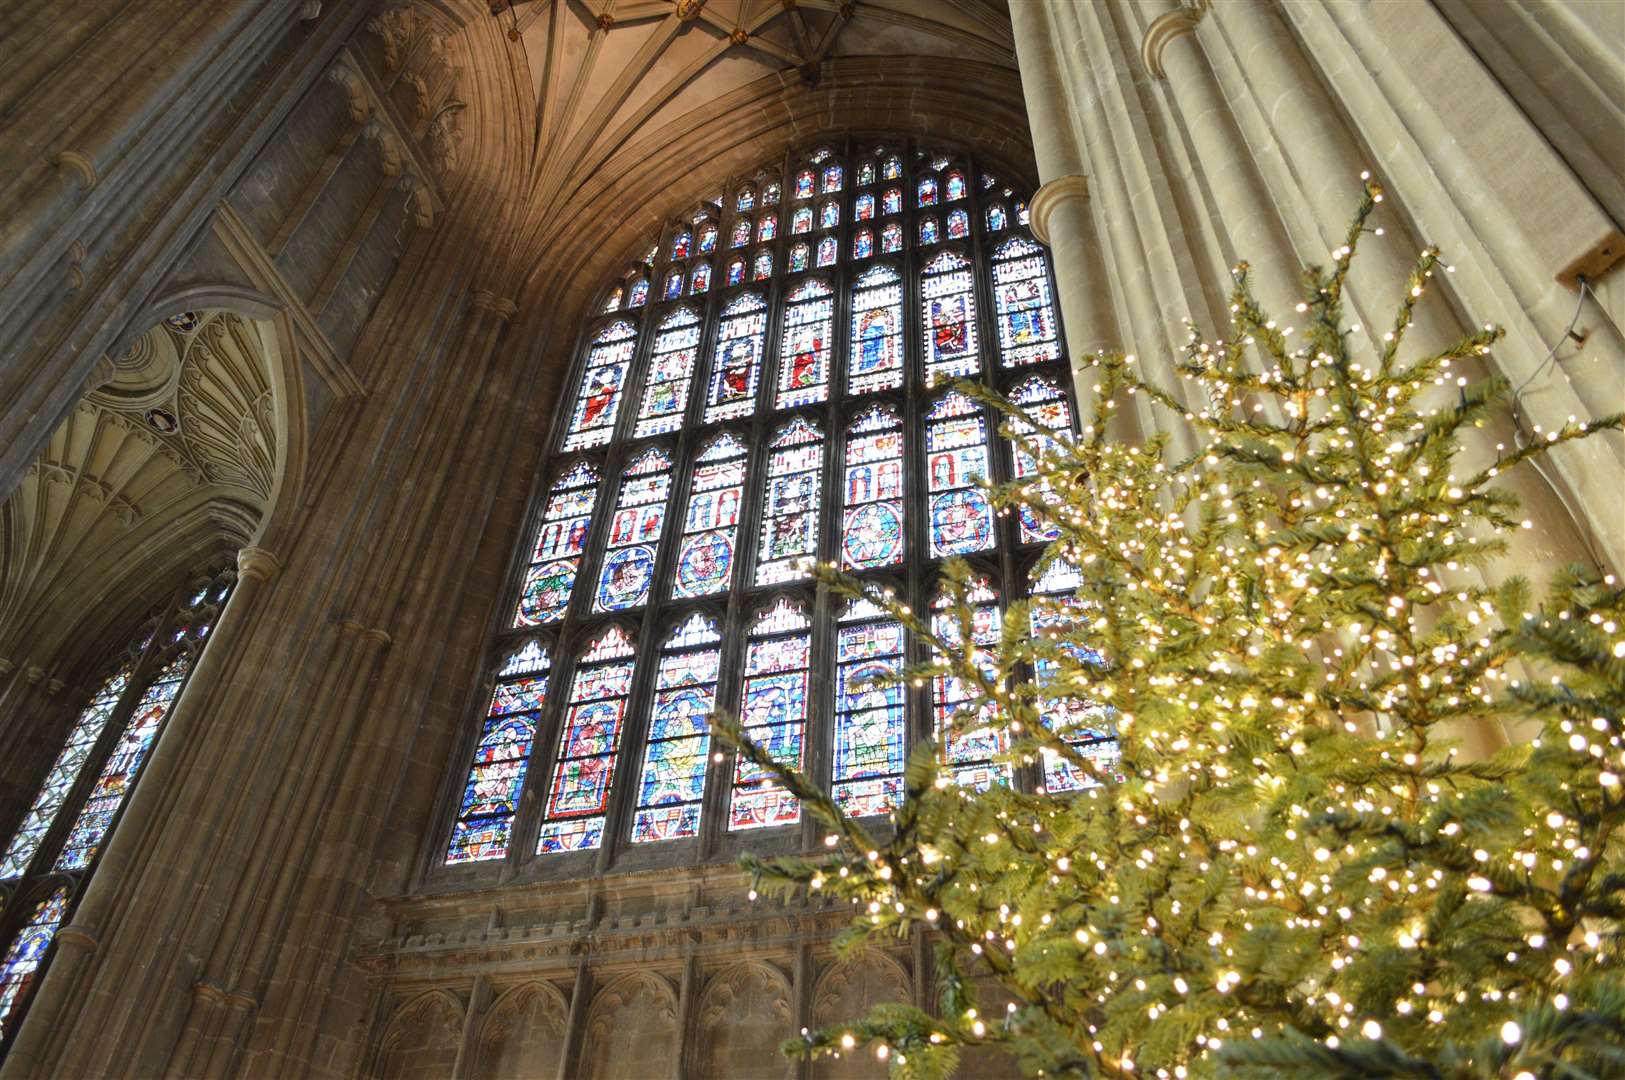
xmin=881 ymin=221 xmax=903 ymax=253
xmin=663 ymin=271 xmax=684 ymax=300
xmin=832 ymin=606 xmax=906 ymax=817
xmin=946 ymin=172 xmax=967 ymax=201
xmin=698 ymin=223 xmax=717 ymax=253
xmin=789 ymin=243 xmax=809 ymax=273
xmin=992 ymin=237 xmax=1061 ymax=367
xmin=755 ymin=417 xmax=823 ymax=585
xmin=932 ymin=581 xmax=1010 ymax=790
xmin=986 ymin=203 xmax=1008 ymax=231
xmin=917 ymin=176 xmax=938 ymax=206
xmin=848 ymin=266 xmax=903 ymax=395
xmin=730 ymin=599 xmax=810 ymax=830
xmin=0 ymin=888 xmax=70 ymax=1036
xmin=631 ymin=615 xmax=719 ymax=842
xmin=841 ymin=405 xmax=904 ymax=569
xmin=515 ymin=462 xmax=599 ymax=626
xmin=1009 ymin=375 xmax=1073 ymax=543
xmin=819 ymin=201 xmax=839 ymax=229
xmin=594 ymin=448 xmax=673 ymax=611
xmin=855 ymin=193 xmax=874 ymax=221
xmin=882 ymin=188 xmax=901 ymax=215
xmin=539 ymin=627 xmax=637 ymax=853
xmin=758 ymin=214 xmax=777 ymax=242
xmin=1030 ymin=564 xmax=1120 ymax=793
xmin=926 ymin=392 xmax=996 ymax=557
xmin=704 ymin=294 xmax=768 ymax=422
xmin=673 ymin=434 xmax=747 ymax=598
xmin=918 ymin=216 xmax=939 ymax=246
xmin=792 ymin=207 xmax=813 ymax=234
xmin=947 ymin=209 xmax=969 ymax=239
xmin=821 ymin=164 xmax=843 ymax=192
xmin=690 ymin=262 xmax=711 ymax=293
xmin=629 ymin=278 xmax=648 ymax=307
xmin=853 ymin=229 xmax=873 ymax=260
xmin=737 ymin=187 xmax=755 ymax=212
xmin=670 ymin=230 xmax=692 ymax=260
xmin=776 ymin=280 xmax=832 ymax=409
xmin=882 ymin=156 xmax=902 ymax=181
xmin=921 ymin=251 xmax=980 ymax=384
xmin=726 ymin=257 xmax=745 ymax=286
xmin=447 ymin=646 xmax=551 ymax=864
xmin=752 ymin=250 xmax=773 ymax=280
xmin=562 ymin=321 xmax=637 ymax=450
xmin=636 ymin=308 xmax=702 ymax=437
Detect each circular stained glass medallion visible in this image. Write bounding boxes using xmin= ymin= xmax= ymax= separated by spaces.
xmin=676 ymin=531 xmax=734 ymax=595
xmin=928 ymin=490 xmax=992 ymax=556
xmin=841 ymin=503 xmax=903 ymax=567
xmin=597 ymin=546 xmax=656 ymax=610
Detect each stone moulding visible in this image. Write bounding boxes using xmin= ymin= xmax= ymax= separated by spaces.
xmin=1028 ymin=173 xmax=1089 ymax=245
xmin=1141 ymin=6 xmax=1205 ymax=81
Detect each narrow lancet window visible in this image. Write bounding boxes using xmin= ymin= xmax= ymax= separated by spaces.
xmin=538 ymin=627 xmax=638 ymax=853
xmin=729 ymin=599 xmax=810 ymax=830
xmin=629 ymin=615 xmax=721 ymax=843
xmin=755 ymin=418 xmax=823 ymax=586
xmin=832 ymin=596 xmax=907 ymax=817
xmin=446 ymin=642 xmax=550 ymax=864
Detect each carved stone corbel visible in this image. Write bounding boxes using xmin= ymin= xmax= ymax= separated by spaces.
xmin=236 ymin=546 xmax=283 ymax=584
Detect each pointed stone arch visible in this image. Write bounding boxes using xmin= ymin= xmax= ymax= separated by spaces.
xmin=370 ymin=987 xmax=464 ymax=1080
xmin=472 ymin=979 xmax=570 ymax=1080
xmin=694 ymin=961 xmax=794 ymax=1080
xmin=579 ymin=970 xmax=679 ymax=1080
xmin=811 ymin=951 xmax=912 ymax=1080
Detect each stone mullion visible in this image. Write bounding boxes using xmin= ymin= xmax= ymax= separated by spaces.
xmin=673 ymin=952 xmax=700 ymax=1080
xmin=789 ymin=940 xmax=814 ymax=1080
xmin=554 ymin=961 xmax=593 ymax=1080
xmin=449 ymin=974 xmax=492 ymax=1080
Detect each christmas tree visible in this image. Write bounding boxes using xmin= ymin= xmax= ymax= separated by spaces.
xmin=716 ymin=181 xmax=1625 ymax=1078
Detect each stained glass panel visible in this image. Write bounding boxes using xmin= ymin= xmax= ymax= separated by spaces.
xmin=882 ymin=156 xmax=902 ymax=181
xmin=776 ymin=280 xmax=833 ymax=409
xmin=1009 ymin=375 xmax=1073 ymax=543
xmin=841 ymin=405 xmax=904 ymax=569
xmin=726 ymin=258 xmax=745 ymax=287
xmin=673 ymin=434 xmax=748 ymax=598
xmin=561 ymin=320 xmax=637 ymax=451
xmin=755 ymin=417 xmax=823 ymax=585
xmin=737 ymin=187 xmax=755 ymax=212
xmin=602 ymin=286 xmax=622 ymax=312
xmin=917 ymin=176 xmax=938 ymax=206
xmin=515 ymin=462 xmax=599 ymax=626
xmin=731 ymin=219 xmax=752 ymax=247
xmin=791 ymin=207 xmax=812 ymax=235
xmin=946 ymin=171 xmax=967 ymax=201
xmin=630 ymin=615 xmax=720 ymax=843
xmin=816 ymin=236 xmax=837 ymax=268
xmin=670 ymin=230 xmax=692 ymax=260
xmin=704 ymin=294 xmax=768 ymax=422
xmin=880 ymin=222 xmax=902 ymax=253
xmin=53 ymin=654 xmax=193 ymax=871
xmin=794 ymin=169 xmax=815 ymax=200
xmin=763 ymin=182 xmax=781 ymax=205
xmin=853 ymin=229 xmax=873 ymax=260
xmin=663 ymin=271 xmax=683 ymax=300
xmin=991 ymin=236 xmax=1061 ymax=367
xmin=1030 ymin=561 xmax=1120 ymax=793
xmin=925 ymin=391 xmax=996 ymax=557
xmin=753 ymin=250 xmax=773 ymax=280
xmin=538 ymin=627 xmax=637 ymax=853
xmin=1015 ymin=199 xmax=1029 ymax=225
xmin=690 ymin=262 xmax=711 ymax=293
xmin=729 ymin=599 xmax=810 ymax=830
xmin=918 ymin=216 xmax=939 ymax=246
xmin=848 ymin=266 xmax=903 ymax=395
xmin=0 ymin=887 xmax=69 ymax=1037
xmin=819 ymin=201 xmax=839 ymax=230
xmin=855 ymin=193 xmax=874 ymax=221
xmin=932 ymin=579 xmax=1010 ymax=790
xmin=882 ymin=188 xmax=901 ymax=215
xmin=758 ymin=214 xmax=777 ymax=242
xmin=857 ymin=161 xmax=876 ymax=186
xmin=986 ymin=203 xmax=1008 ymax=232
xmin=446 ymin=644 xmax=550 ymax=863
xmin=698 ymin=223 xmax=717 ymax=253
xmin=0 ymin=668 xmax=129 ymax=879
xmin=921 ymin=251 xmax=980 ymax=384
xmin=821 ymin=164 xmax=843 ymax=193
xmin=947 ymin=208 xmax=969 ymax=239
xmin=594 ymin=448 xmax=673 ymax=611
xmin=788 ymin=243 xmax=809 ymax=273
xmin=634 ymin=307 xmax=701 ymax=437
xmin=832 ymin=603 xmax=906 ymax=817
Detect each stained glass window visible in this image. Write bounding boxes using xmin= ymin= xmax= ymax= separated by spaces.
xmin=856 ymin=160 xmax=876 ymax=186
xmin=848 ymin=265 xmax=903 ymax=395
xmin=1030 ymin=561 xmax=1120 ymax=793
xmin=752 ymin=250 xmax=773 ymax=280
xmin=776 ymin=280 xmax=833 ymax=408
xmin=670 ymin=230 xmax=692 ymax=260
xmin=841 ymin=405 xmax=904 ymax=569
xmin=821 ymin=164 xmax=843 ymax=192
xmin=853 ymin=229 xmax=873 ymax=260
xmin=737 ymin=187 xmax=755 ymax=212
xmin=690 ymin=261 xmax=711 ymax=293
xmin=673 ymin=433 xmax=748 ymax=597
xmin=662 ymin=271 xmax=683 ymax=301
xmin=920 ymin=250 xmax=980 ymax=384
xmin=53 ymin=654 xmax=191 ymax=871
xmin=602 ymin=286 xmax=623 ymax=312
xmin=634 ymin=307 xmax=702 ymax=437
xmin=1015 ymin=199 xmax=1029 ymax=226
xmin=917 ymin=176 xmax=938 ymax=206
xmin=0 ymin=669 xmax=129 ymax=879
xmin=1008 ymin=375 xmax=1072 ymax=544
xmin=629 ymin=615 xmax=720 ymax=843
xmin=757 ymin=214 xmax=777 ymax=242
xmin=832 ymin=597 xmax=906 ymax=817
xmin=932 ymin=578 xmax=1010 ymax=791
xmin=538 ymin=627 xmax=639 ymax=853
xmin=704 ymin=293 xmax=768 ymax=422
xmin=819 ymin=201 xmax=839 ymax=230
xmin=788 ymin=242 xmax=809 ymax=273
xmin=731 ymin=218 xmax=752 ymax=247
xmin=918 ymin=215 xmax=939 ymax=246
xmin=697 ymin=223 xmax=717 ymax=253
xmin=446 ymin=642 xmax=549 ymax=864
xmin=763 ymin=182 xmax=781 ymax=205
xmin=854 ymin=193 xmax=874 ymax=221
xmin=755 ymin=417 xmax=823 ymax=585
xmin=981 ymin=173 xmax=998 ymax=190
xmin=561 ymin=320 xmax=637 ymax=450
xmin=986 ymin=203 xmax=1008 ymax=231
xmin=925 ymin=391 xmax=996 ymax=557
xmin=880 ymin=222 xmax=903 ymax=253
xmin=514 ymin=461 xmax=598 ymax=626
xmin=794 ymin=169 xmax=815 ymax=200
xmin=882 ymin=187 xmax=901 ymax=215
xmin=991 ymin=236 xmax=1061 ymax=367
xmin=729 ymin=598 xmax=810 ymax=830
xmin=791 ymin=206 xmax=812 ymax=235
xmin=945 ymin=171 xmax=967 ymax=201
xmin=882 ymin=155 xmax=902 ymax=180
xmin=726 ymin=257 xmax=745 ymax=287
xmin=629 ymin=279 xmax=648 ymax=310
xmin=642 ymin=244 xmax=658 ymax=265
xmin=947 ymin=208 xmax=969 ymax=239
xmin=0 ymin=887 xmax=69 ymax=1038
xmin=816 ymin=236 xmax=837 ymax=268
xmin=594 ymin=447 xmax=673 ymax=611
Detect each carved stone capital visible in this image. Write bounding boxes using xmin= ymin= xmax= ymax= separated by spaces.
xmin=54 ymin=924 xmax=100 ymax=953
xmin=56 ymin=150 xmax=98 ymax=190
xmin=192 ymin=980 xmax=228 ymax=1004
xmin=1141 ymin=7 xmax=1204 ymax=81
xmin=470 ymin=291 xmax=518 ymax=320
xmin=24 ymin=664 xmax=46 ymax=685
xmin=237 ymin=546 xmax=282 ymax=583
xmin=361 ymin=627 xmax=393 ymax=648
xmin=224 ymin=988 xmax=260 ymax=1011
xmin=1028 ymin=175 xmax=1089 ymax=245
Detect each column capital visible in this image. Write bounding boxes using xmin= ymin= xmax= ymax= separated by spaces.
xmin=0 ymin=657 xmax=13 ymax=678
xmin=470 ymin=290 xmax=519 ymax=320
xmin=237 ymin=546 xmax=283 ymax=583
xmin=1141 ymin=6 xmax=1205 ymax=81
xmin=54 ymin=924 xmax=100 ymax=953
xmin=1029 ymin=175 xmax=1089 ymax=245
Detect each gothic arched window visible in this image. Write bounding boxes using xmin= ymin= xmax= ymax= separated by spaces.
xmin=931 ymin=576 xmax=1010 ymax=791
xmin=435 ymin=138 xmax=1075 ymax=880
